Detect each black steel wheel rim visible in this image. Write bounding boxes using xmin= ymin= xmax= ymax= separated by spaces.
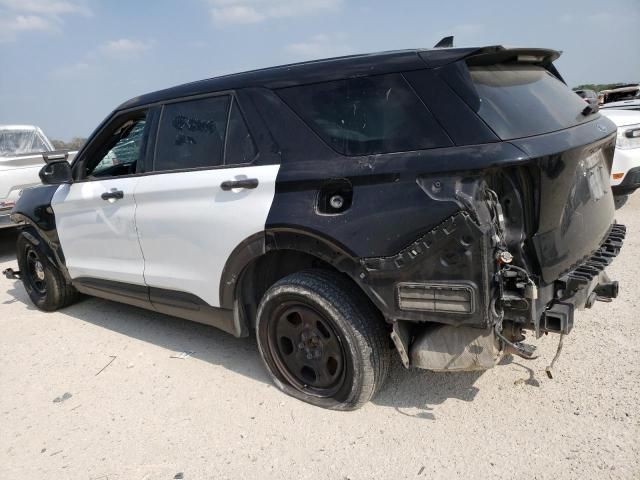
xmin=25 ymin=247 xmax=47 ymax=294
xmin=267 ymin=302 xmax=346 ymax=397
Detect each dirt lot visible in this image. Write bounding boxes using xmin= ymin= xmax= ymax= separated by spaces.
xmin=1 ymin=196 xmax=639 ymax=480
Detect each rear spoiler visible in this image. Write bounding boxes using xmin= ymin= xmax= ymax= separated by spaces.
xmin=419 ymin=46 xmax=564 ymax=83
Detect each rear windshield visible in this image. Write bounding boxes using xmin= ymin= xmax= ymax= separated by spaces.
xmin=469 ymin=64 xmax=594 ymax=140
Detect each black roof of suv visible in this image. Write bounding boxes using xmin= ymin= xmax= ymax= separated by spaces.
xmin=118 ymin=46 xmax=561 ymax=110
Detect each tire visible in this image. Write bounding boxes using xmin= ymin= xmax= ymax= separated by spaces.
xmin=256 ymin=269 xmax=390 ymax=410
xmin=614 ymin=195 xmax=628 ymax=210
xmin=16 ymin=231 xmax=78 ymax=311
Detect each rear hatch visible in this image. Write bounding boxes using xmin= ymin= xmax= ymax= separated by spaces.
xmin=509 ymin=126 xmax=616 ymax=284
xmin=455 ymin=55 xmax=618 ymax=284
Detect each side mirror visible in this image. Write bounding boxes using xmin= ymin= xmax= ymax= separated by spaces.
xmin=39 ymin=159 xmax=73 ymax=185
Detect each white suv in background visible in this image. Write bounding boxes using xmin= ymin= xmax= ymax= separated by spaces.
xmin=599 ymin=109 xmax=640 ymax=208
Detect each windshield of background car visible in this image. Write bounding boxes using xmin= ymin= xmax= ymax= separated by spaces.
xmin=468 ymin=64 xmax=595 ymax=140
xmin=604 ymin=88 xmax=640 ymax=104
xmin=0 ymin=130 xmax=46 ymax=156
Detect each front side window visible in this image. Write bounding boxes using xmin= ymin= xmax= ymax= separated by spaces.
xmin=87 ymin=116 xmax=147 ymax=178
xmin=155 ymin=95 xmax=231 ymax=171
xmin=278 ymin=73 xmax=451 ymax=156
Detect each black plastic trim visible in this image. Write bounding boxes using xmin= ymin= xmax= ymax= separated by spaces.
xmin=73 ymin=278 xmax=242 ymax=337
xmin=219 ymin=232 xmax=266 ymax=309
xmin=149 ymin=287 xmax=240 ymax=337
xmin=73 ymin=278 xmax=151 ymax=310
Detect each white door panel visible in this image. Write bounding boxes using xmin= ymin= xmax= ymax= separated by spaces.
xmin=51 ymin=178 xmax=145 ymax=284
xmin=134 ymin=164 xmax=280 ymax=307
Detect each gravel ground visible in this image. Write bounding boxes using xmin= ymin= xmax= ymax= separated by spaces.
xmin=1 ymin=195 xmax=639 ymax=480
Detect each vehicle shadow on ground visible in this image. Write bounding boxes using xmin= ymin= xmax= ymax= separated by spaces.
xmin=2 ymin=227 xmax=489 ymax=413
xmin=372 ymin=358 xmax=484 ymax=419
xmin=5 ymin=279 xmax=272 ymax=384
xmin=6 ymin=278 xmax=492 ymax=413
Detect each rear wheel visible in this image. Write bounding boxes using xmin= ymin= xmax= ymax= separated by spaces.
xmin=17 ymin=231 xmax=78 ymax=311
xmin=256 ymin=269 xmax=390 ymax=410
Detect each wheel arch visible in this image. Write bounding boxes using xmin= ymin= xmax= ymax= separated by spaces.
xmin=220 ymin=228 xmax=385 ymax=332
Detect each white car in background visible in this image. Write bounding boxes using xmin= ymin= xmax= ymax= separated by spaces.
xmin=599 ymin=110 xmax=640 ymax=208
xmin=599 ymin=84 xmax=640 ymax=105
xmin=599 ymin=99 xmax=640 ymax=112
xmin=0 ymin=125 xmax=77 ymax=228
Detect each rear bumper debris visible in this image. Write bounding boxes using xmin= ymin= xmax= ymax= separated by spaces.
xmin=410 ymin=324 xmax=500 ymax=372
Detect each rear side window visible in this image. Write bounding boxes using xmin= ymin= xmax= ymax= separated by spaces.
xmin=225 ymin=99 xmax=258 ymax=164
xmin=155 ymin=95 xmax=230 ymax=171
xmin=278 ymin=73 xmax=451 ymax=156
xmin=468 ymin=64 xmax=593 ymax=140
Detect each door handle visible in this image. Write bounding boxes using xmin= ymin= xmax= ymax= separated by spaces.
xmin=220 ymin=178 xmax=259 ymax=191
xmin=101 ymin=189 xmax=124 ymax=201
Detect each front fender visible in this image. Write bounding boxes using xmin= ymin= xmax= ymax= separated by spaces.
xmin=11 ymin=184 xmax=71 ymax=282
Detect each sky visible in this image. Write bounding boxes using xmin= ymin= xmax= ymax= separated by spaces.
xmin=1 ymin=0 xmax=639 ymax=141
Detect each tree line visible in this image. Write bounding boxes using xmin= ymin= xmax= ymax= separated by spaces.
xmin=51 ymin=137 xmax=87 ymax=151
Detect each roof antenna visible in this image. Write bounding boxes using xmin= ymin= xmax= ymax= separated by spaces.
xmin=433 ymin=36 xmax=454 ymax=48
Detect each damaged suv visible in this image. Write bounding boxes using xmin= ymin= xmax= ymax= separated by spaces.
xmin=5 ymin=45 xmax=625 ymax=410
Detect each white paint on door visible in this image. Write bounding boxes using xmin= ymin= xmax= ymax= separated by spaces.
xmin=133 ymin=164 xmax=280 ymax=307
xmin=51 ymin=178 xmax=145 ymax=285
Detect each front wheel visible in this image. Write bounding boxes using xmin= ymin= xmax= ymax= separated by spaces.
xmin=256 ymin=269 xmax=390 ymax=410
xmin=17 ymin=231 xmax=78 ymax=311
